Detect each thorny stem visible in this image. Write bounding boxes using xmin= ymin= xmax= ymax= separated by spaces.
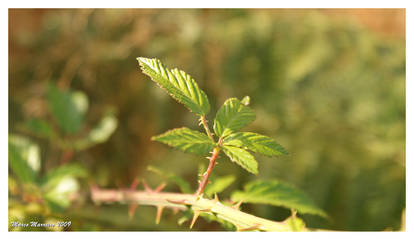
xmin=195 ymin=146 xmax=221 ymax=196
xmin=196 ymin=115 xmax=221 ymax=196
xmin=90 ymin=187 xmax=295 ymax=231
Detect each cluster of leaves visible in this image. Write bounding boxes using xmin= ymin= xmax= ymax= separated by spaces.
xmin=138 ymin=57 xmax=287 ymax=175
xmin=138 ymin=57 xmax=326 ymax=230
xmin=22 ymin=84 xmax=118 ymax=151
xmin=9 ymin=84 xmax=118 ymax=230
xmin=9 ymin=134 xmax=87 ymax=219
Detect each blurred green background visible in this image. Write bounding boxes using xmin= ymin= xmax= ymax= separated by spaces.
xmin=9 ymin=9 xmax=405 ymax=231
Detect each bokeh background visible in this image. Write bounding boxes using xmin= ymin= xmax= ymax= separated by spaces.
xmin=9 ymin=9 xmax=405 ymax=231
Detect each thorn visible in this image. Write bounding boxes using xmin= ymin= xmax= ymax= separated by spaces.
xmin=156 ymin=206 xmax=164 ymax=224
xmin=128 ymin=203 xmax=138 ymax=220
xmin=142 ymin=179 xmax=153 ymax=192
xmin=238 ymin=223 xmax=261 ymax=231
xmin=233 ymin=200 xmax=243 ymax=210
xmin=130 ymin=178 xmax=139 ymax=190
xmin=154 ymin=182 xmax=166 ymax=192
xmin=190 ymin=210 xmax=200 ymax=229
xmin=213 ymin=193 xmax=219 ymax=203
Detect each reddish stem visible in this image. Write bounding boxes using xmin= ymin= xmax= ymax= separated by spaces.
xmin=195 ymin=147 xmax=220 ymax=196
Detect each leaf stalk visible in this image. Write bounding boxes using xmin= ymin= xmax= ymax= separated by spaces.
xmin=200 ymin=115 xmax=214 ymax=142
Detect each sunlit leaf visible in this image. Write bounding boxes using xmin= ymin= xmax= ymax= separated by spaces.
xmin=284 ymin=215 xmax=307 ymax=231
xmin=137 ymin=57 xmax=210 ymax=115
xmin=43 ymin=177 xmax=79 ymax=212
xmin=41 ymin=163 xmax=87 ymax=190
xmin=240 ymin=96 xmax=250 ymax=106
xmin=152 ymin=127 xmax=215 ymax=155
xmin=42 ymin=163 xmax=87 ymax=212
xmin=205 ymin=175 xmax=236 ymax=197
xmin=223 ymin=132 xmax=288 ymax=156
xmin=47 ymin=84 xmax=88 ymax=134
xmin=222 ymin=145 xmax=258 ymax=174
xmin=214 ymin=98 xmax=255 ymax=138
xmin=74 ymin=113 xmax=118 ymax=150
xmin=9 ymin=135 xmax=40 ymax=183
xmin=231 ymin=180 xmax=327 ymax=218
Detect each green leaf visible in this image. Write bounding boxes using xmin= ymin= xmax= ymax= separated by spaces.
xmin=24 ymin=118 xmax=55 ymax=138
xmin=223 ymin=132 xmax=288 ymax=156
xmin=214 ymin=98 xmax=255 ymax=138
xmin=222 ymin=145 xmax=258 ymax=174
xmin=9 ymin=135 xmax=40 ymax=183
xmin=205 ymin=175 xmax=236 ymax=197
xmin=42 ymin=164 xmax=87 ymax=212
xmin=137 ymin=57 xmax=210 ymax=115
xmin=152 ymin=127 xmax=215 ymax=155
xmin=147 ymin=166 xmax=192 ymax=193
xmin=41 ymin=163 xmax=87 ymax=190
xmin=47 ymin=84 xmax=88 ymax=134
xmin=43 ymin=177 xmax=80 ymax=212
xmin=284 ymin=215 xmax=307 ymax=232
xmin=240 ymin=96 xmax=250 ymax=106
xmin=74 ymin=113 xmax=118 ymax=150
xmin=231 ymin=180 xmax=327 ymax=218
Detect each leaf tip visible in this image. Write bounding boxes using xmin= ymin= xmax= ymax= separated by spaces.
xmin=136 ymin=56 xmax=148 ymax=63
xmin=241 ymin=96 xmax=250 ymax=106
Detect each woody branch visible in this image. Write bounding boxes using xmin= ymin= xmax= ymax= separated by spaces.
xmin=90 ymin=186 xmax=294 ymax=231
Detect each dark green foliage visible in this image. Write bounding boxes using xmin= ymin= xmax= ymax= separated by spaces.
xmin=47 ymin=84 xmax=87 ymax=134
